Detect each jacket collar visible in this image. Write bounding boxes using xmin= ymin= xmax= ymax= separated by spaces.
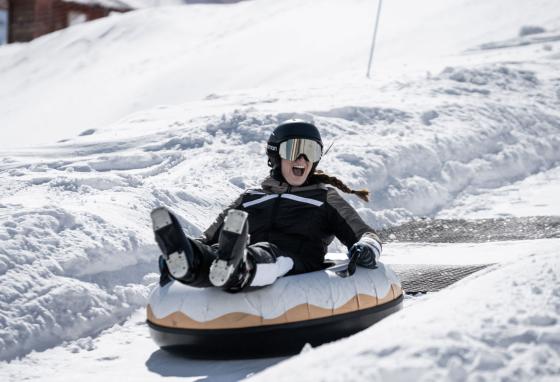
xmin=261 ymin=176 xmax=327 ymax=194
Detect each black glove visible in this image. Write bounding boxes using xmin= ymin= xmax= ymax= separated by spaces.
xmin=348 ymin=238 xmax=382 ymax=269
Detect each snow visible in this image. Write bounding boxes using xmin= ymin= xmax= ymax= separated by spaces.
xmin=1 ymin=0 xmax=559 ymax=148
xmin=1 ymin=309 xmax=286 ymax=382
xmin=248 ymin=249 xmax=560 ymax=382
xmin=0 ymin=0 xmax=559 ymax=380
xmin=438 ymin=166 xmax=560 ymax=219
xmin=384 ymin=238 xmax=560 ymax=266
xmin=1 ymin=240 xmax=558 ymax=381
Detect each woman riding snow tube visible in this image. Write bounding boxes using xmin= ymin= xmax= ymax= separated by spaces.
xmin=147 ymin=120 xmax=403 ymax=357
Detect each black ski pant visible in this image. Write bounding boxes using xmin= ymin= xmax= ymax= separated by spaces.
xmin=181 ymin=238 xmax=308 ymax=288
xmin=158 ymin=236 xmax=312 ymax=288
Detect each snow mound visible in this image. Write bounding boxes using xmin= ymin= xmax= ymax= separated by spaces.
xmin=248 ymin=250 xmax=560 ymax=381
xmin=438 ymin=166 xmax=560 ymax=219
xmin=0 ymin=205 xmax=157 ymax=361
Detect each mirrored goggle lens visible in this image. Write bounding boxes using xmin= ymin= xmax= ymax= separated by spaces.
xmin=278 ymin=138 xmax=322 ymax=162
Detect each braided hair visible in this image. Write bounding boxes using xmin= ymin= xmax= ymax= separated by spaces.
xmin=307 ymin=170 xmax=370 ymax=202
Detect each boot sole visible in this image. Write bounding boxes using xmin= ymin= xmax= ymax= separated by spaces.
xmin=223 ymin=209 xmax=248 ymax=235
xmin=217 ymin=209 xmax=249 ymax=261
xmin=151 ymin=207 xmax=190 ymax=280
xmin=209 ymin=210 xmax=249 ymax=288
xmin=209 ymin=260 xmax=236 ymax=288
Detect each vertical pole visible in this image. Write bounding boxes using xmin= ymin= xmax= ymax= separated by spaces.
xmin=366 ymin=0 xmax=383 ymax=78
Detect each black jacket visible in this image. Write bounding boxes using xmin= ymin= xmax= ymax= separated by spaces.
xmin=200 ymin=177 xmax=380 ymax=273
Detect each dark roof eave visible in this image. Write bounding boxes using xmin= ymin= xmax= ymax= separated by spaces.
xmin=62 ymin=1 xmax=133 ymax=12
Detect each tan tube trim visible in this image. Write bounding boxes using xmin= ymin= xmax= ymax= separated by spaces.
xmin=392 ymin=284 xmax=403 ymax=298
xmin=147 ymin=284 xmax=401 ymax=330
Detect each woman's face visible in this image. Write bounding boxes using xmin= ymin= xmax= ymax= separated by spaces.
xmin=281 ymin=156 xmax=313 ymax=186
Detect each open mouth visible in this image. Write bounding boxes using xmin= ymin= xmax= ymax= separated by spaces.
xmin=292 ymin=165 xmax=306 ymax=177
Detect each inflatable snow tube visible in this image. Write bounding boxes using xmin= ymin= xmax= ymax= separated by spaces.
xmin=147 ymin=261 xmax=403 ymax=358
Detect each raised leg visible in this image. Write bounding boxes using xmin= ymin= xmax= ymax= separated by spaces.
xmin=209 ymin=209 xmax=250 ymax=289
xmin=151 ymin=207 xmax=196 ymax=283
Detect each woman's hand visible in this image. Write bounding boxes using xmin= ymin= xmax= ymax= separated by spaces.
xmin=348 ymin=237 xmax=382 ymax=269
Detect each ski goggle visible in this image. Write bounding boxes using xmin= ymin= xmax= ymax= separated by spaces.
xmin=278 ymin=138 xmax=323 ymax=162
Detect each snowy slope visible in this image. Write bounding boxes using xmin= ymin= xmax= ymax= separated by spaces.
xmin=1 ymin=0 xmax=559 ymax=148
xmin=0 ymin=0 xmax=559 ymax=380
xmin=1 ymin=240 xmax=558 ymax=381
xmin=249 ymin=250 xmax=560 ymax=382
xmin=1 ymin=46 xmax=559 ymax=363
xmin=438 ymin=166 xmax=560 ymax=219
xmin=1 ymin=306 xmax=286 ymax=382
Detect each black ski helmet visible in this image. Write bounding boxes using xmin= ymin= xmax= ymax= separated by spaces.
xmin=266 ymin=119 xmax=323 ymax=179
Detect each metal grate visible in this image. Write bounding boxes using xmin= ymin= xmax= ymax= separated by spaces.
xmin=390 ymin=264 xmax=492 ymax=294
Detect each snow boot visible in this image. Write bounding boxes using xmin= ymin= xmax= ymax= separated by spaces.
xmin=158 ymin=255 xmax=173 ymax=287
xmin=209 ymin=209 xmax=251 ymax=290
xmin=151 ymin=207 xmax=196 ymax=283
